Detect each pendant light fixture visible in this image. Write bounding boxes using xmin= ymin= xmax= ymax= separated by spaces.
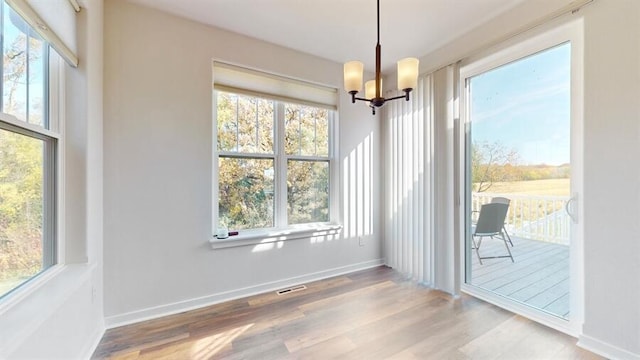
xmin=344 ymin=0 xmax=419 ymax=115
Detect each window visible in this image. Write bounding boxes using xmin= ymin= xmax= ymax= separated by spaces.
xmin=215 ymin=91 xmax=333 ymax=232
xmin=0 ymin=1 xmax=60 ymax=299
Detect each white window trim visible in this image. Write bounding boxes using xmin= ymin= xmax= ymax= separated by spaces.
xmin=211 ymin=89 xmax=340 ymax=249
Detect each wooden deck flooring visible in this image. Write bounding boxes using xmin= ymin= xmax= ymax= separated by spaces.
xmin=92 ymin=266 xmax=598 ymax=359
xmin=471 ymin=235 xmax=570 ymax=318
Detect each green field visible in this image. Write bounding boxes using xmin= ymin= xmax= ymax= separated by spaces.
xmin=479 ymin=178 xmax=570 ymax=196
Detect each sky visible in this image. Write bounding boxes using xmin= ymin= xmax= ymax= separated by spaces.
xmin=470 ymin=42 xmax=571 ymax=166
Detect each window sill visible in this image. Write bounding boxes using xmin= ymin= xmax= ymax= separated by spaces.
xmin=209 ymin=224 xmax=343 ymax=249
xmin=0 ymin=263 xmax=96 ymax=356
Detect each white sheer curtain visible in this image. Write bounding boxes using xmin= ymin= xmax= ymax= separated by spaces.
xmin=384 ymin=64 xmax=459 ymax=293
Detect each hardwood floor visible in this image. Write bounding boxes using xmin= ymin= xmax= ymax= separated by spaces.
xmin=93 ymin=266 xmax=601 ymax=359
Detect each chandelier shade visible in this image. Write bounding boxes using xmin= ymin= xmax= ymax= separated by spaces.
xmin=344 ymin=61 xmax=364 ymax=93
xmin=365 ymin=79 xmax=381 ymax=100
xmin=343 ymin=0 xmax=419 ymax=114
xmin=397 ymin=58 xmax=420 ymax=91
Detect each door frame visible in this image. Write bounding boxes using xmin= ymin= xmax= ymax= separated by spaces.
xmin=456 ymin=17 xmax=584 ymax=336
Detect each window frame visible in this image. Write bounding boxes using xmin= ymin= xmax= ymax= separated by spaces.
xmin=212 ymin=90 xmax=340 ymax=248
xmin=0 ymin=43 xmax=63 ymax=302
xmin=0 ymin=0 xmax=66 ymax=302
xmin=457 ymin=18 xmax=584 ymax=336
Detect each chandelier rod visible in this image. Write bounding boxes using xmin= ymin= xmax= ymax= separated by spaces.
xmin=377 ymin=0 xmax=380 ymax=44
xmin=375 ymin=0 xmax=381 ymax=99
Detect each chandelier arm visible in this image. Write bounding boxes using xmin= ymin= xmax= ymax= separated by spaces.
xmin=386 ymin=91 xmax=412 ymax=102
xmin=353 ymin=96 xmax=371 ymax=102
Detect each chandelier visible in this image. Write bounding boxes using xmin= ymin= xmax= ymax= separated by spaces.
xmin=343 ymin=0 xmax=419 ymax=115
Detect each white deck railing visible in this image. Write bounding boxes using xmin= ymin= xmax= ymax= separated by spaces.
xmin=472 ymin=193 xmax=570 ymax=245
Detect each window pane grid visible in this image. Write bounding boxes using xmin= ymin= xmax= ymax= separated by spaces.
xmin=216 ymin=90 xmax=333 ymax=231
xmin=217 ymin=91 xmax=274 ymax=154
xmin=284 ymin=103 xmax=329 ymax=157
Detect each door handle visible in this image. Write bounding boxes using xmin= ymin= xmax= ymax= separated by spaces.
xmin=565 ymin=194 xmax=578 ymax=223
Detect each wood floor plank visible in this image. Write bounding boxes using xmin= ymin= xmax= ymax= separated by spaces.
xmin=92 ymin=266 xmax=601 ymax=360
xmin=284 ymin=281 xmax=436 ymax=353
xmin=345 ymin=298 xmax=511 ymax=360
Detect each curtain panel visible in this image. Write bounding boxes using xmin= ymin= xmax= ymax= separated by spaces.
xmin=384 ymin=74 xmax=435 ymax=285
xmin=384 ymin=64 xmax=459 ymax=293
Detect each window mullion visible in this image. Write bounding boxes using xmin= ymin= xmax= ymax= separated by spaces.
xmin=43 ymin=137 xmax=56 ymax=266
xmin=26 ymin=28 xmax=30 ymax=123
xmin=255 ymin=99 xmax=259 ymax=152
xmin=275 ymin=102 xmax=288 ymax=228
xmin=0 ymin=3 xmax=3 ymax=112
xmin=235 ymin=96 xmax=239 ymax=151
xmin=329 ymin=111 xmax=337 ymax=224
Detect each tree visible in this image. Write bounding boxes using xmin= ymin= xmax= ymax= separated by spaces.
xmin=215 ymin=93 xmax=330 ymax=229
xmin=471 ymin=141 xmax=520 ymax=192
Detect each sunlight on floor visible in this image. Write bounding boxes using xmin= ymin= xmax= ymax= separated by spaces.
xmin=189 ymin=323 xmax=254 ymax=359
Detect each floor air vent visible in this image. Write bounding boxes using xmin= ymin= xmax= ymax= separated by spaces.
xmin=276 ymin=284 xmax=307 ymax=295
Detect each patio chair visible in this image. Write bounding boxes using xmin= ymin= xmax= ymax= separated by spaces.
xmin=473 ymin=202 xmax=514 ymax=265
xmin=491 ymin=197 xmax=514 ymax=246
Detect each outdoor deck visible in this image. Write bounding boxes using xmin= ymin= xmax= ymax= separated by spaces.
xmin=470 ymin=235 xmax=570 ymax=319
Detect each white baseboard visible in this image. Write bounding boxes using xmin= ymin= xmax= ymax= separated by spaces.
xmin=578 ymin=334 xmax=640 ymax=360
xmin=105 ymin=259 xmax=384 ymax=329
xmin=80 ymin=322 xmax=105 ymax=359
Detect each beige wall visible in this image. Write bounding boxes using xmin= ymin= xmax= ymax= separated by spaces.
xmin=580 ymin=0 xmax=640 ymax=357
xmin=103 ymin=0 xmax=640 ymax=357
xmin=103 ymin=0 xmax=383 ymax=324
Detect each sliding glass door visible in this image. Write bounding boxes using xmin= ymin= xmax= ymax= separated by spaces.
xmin=459 ymin=22 xmax=583 ymax=334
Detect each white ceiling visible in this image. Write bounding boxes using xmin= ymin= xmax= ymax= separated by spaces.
xmin=127 ymin=0 xmax=571 ymax=73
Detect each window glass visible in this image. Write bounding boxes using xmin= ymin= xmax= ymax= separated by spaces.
xmin=0 ymin=128 xmax=52 ymax=298
xmin=2 ymin=3 xmax=48 ymax=127
xmin=217 ymin=92 xmax=274 ymax=154
xmin=218 ymin=157 xmax=275 ymax=230
xmin=287 ymin=160 xmax=329 ymax=224
xmin=285 ymin=104 xmax=329 ymax=156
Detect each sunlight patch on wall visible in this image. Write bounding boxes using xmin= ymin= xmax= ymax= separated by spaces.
xmin=343 ymin=132 xmax=374 ymax=239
